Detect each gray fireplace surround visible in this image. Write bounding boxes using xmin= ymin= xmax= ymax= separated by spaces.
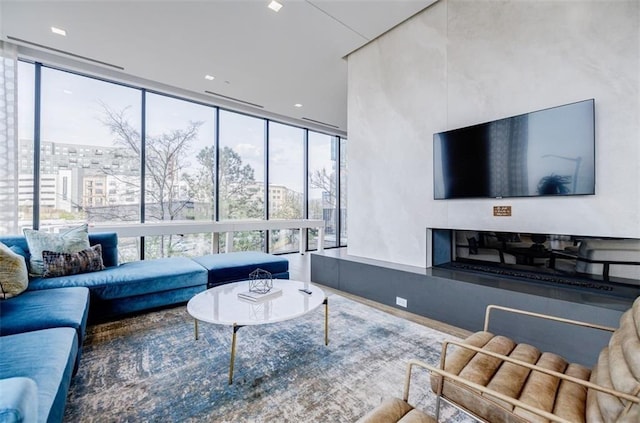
xmin=310 ymin=232 xmax=639 ymax=366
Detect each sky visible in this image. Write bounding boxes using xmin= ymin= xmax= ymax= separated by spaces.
xmin=17 ymin=61 xmax=338 ymax=193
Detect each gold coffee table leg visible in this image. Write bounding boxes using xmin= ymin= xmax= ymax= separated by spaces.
xmin=229 ymin=323 xmax=242 ymax=385
xmin=324 ymin=297 xmax=329 ymax=346
xmin=194 ymin=319 xmax=199 ymax=340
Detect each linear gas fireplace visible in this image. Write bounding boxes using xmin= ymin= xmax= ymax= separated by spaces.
xmin=431 ymin=229 xmax=640 ymax=299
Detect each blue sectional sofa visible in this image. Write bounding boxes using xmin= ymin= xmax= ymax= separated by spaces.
xmin=1 ymin=233 xmax=208 ymax=320
xmin=0 ymin=231 xmax=289 ymax=422
xmin=1 ymin=232 xmax=289 ymax=319
xmin=0 ymin=287 xmax=89 ymax=423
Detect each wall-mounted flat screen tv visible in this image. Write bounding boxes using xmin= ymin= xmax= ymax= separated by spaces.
xmin=433 ymin=99 xmax=595 ymax=199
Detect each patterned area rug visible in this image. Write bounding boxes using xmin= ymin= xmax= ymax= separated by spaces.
xmin=65 ymin=294 xmax=474 ymax=422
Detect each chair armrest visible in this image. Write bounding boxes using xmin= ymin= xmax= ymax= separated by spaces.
xmin=483 ymin=304 xmax=616 ymax=333
xmin=438 ymin=340 xmax=640 ymax=405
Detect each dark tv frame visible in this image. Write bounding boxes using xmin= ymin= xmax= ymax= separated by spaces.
xmin=433 ymin=99 xmax=596 ymax=200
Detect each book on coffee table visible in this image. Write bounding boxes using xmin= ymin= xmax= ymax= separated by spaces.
xmin=237 ymin=287 xmax=283 ymax=302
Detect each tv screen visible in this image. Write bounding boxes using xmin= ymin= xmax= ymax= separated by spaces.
xmin=433 ymin=99 xmax=595 ymax=199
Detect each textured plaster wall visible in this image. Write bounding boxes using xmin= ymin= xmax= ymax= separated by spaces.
xmin=347 ymin=0 xmax=640 ymax=268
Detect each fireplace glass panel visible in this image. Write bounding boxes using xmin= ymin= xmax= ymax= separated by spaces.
xmin=432 ymin=229 xmax=640 ymax=291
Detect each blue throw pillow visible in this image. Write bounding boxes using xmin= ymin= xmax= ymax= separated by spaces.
xmin=23 ymin=224 xmax=90 ymax=276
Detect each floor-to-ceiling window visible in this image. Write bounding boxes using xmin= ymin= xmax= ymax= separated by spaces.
xmin=15 ymin=61 xmax=35 ymax=234
xmin=39 ymin=67 xmax=142 ymax=261
xmin=268 ymin=122 xmax=304 ymax=253
xmin=308 ymin=131 xmax=337 ymax=249
xmin=218 ymin=110 xmax=265 ymax=251
xmin=339 ymin=137 xmax=347 ymax=246
xmin=11 ymin=60 xmax=347 ymax=256
xmin=144 ymin=92 xmax=216 ymax=258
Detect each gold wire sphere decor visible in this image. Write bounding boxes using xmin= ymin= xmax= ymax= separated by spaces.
xmin=248 ymin=268 xmax=274 ymax=294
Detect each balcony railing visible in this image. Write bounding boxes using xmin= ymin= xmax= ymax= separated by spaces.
xmin=88 ymin=219 xmax=326 ymax=255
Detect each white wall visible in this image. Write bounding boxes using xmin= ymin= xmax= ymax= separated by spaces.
xmin=347 ymin=0 xmax=640 ymax=268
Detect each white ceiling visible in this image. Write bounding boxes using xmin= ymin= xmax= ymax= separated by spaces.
xmin=1 ymin=0 xmax=436 ymax=135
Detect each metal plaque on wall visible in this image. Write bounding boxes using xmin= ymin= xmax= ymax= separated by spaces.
xmin=493 ymin=206 xmax=512 ymax=217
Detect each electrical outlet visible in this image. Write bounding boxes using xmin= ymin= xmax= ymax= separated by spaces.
xmin=395 ymin=296 xmax=407 ymax=308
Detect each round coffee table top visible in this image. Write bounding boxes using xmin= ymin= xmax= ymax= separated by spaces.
xmin=187 ymin=279 xmax=325 ymax=326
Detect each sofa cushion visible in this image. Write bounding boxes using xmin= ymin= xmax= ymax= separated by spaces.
xmin=0 ymin=287 xmax=90 ymax=373
xmin=27 ymin=257 xmax=207 ymax=300
xmin=43 ymin=245 xmax=105 ymax=278
xmin=0 ymin=287 xmax=90 ymax=340
xmin=9 ymin=245 xmax=28 ymax=261
xmin=23 ymin=224 xmax=90 ymax=276
xmin=0 ymin=328 xmax=78 ymax=423
xmin=192 ymin=252 xmax=289 ymax=287
xmin=0 ymin=242 xmax=29 ymax=299
xmin=0 ymin=236 xmax=30 ymax=259
xmin=92 ymin=284 xmax=207 ymax=319
xmin=0 ymin=377 xmax=38 ymax=423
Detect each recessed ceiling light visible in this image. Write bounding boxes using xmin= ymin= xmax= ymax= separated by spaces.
xmin=63 ymin=89 xmax=72 ymax=95
xmin=268 ymin=0 xmax=283 ymax=12
xmin=205 ymin=75 xmax=215 ymax=81
xmin=294 ymin=103 xmax=303 ymax=108
xmin=51 ymin=26 xmax=67 ymax=36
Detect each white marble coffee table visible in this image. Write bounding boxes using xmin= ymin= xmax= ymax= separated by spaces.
xmin=187 ymin=279 xmax=328 ymax=384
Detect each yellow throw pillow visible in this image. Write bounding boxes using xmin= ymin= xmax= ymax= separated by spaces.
xmin=0 ymin=242 xmax=29 ymax=299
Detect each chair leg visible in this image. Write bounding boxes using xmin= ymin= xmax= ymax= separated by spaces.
xmin=434 ymin=390 xmax=442 ymax=421
xmin=434 ymin=373 xmax=445 ymax=422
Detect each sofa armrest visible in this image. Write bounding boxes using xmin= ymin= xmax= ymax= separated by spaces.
xmin=483 ymin=304 xmax=616 ymax=333
xmin=0 ymin=377 xmax=38 ymax=423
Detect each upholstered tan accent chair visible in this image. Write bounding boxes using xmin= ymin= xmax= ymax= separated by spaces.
xmin=359 ymin=297 xmax=640 ymax=423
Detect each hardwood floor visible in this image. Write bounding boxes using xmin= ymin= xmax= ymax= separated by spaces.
xmin=282 ymin=249 xmax=472 ymax=339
